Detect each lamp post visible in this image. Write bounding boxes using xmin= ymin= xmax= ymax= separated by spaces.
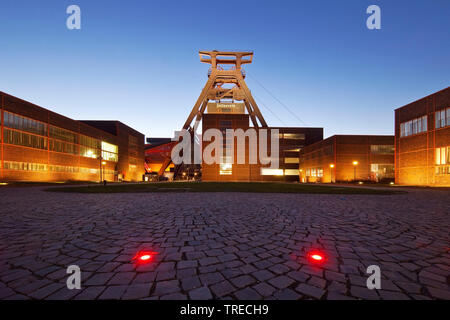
xmin=97 ymin=156 xmax=103 ymax=183
xmin=352 ymin=161 xmax=358 ymax=182
xmin=102 ymin=161 xmax=106 ymax=183
xmin=329 ymin=164 xmax=334 ymax=183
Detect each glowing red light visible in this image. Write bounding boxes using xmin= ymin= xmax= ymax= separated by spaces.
xmin=311 ymin=254 xmax=323 ymax=261
xmin=307 ymin=251 xmax=326 ymax=264
xmin=132 ymin=251 xmax=158 ymax=264
xmin=139 ymin=254 xmax=151 ymax=261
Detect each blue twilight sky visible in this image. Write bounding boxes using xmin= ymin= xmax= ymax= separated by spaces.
xmin=0 ymin=0 xmax=449 ymax=139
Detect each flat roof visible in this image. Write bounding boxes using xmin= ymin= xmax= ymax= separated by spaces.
xmin=394 ymin=86 xmax=450 ymax=112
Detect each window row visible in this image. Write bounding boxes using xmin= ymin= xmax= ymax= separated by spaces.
xmin=435 ymin=107 xmax=450 ymax=129
xmin=3 ymin=161 xmax=47 ymax=171
xmin=400 ymin=115 xmax=427 ymax=137
xmin=258 ymin=168 xmax=299 ymax=176
xmin=3 ymin=128 xmax=47 ymax=149
xmin=435 ymin=166 xmax=450 ymax=175
xmin=49 ymin=139 xmax=78 ymax=154
xmin=49 ymin=165 xmax=79 ymax=173
xmin=370 ymin=164 xmax=394 ymax=177
xmin=4 ymin=128 xmax=119 ymax=161
xmin=305 ymin=168 xmax=324 ymax=177
xmin=280 ymin=133 xmax=305 ymax=140
xmin=2 ymin=162 xmax=118 ymax=175
xmin=370 ymin=145 xmax=395 ymax=154
xmin=80 ymin=134 xmax=100 ymax=149
xmin=3 ymin=111 xmax=47 ymax=136
xmin=49 ymin=125 xmax=77 ymax=143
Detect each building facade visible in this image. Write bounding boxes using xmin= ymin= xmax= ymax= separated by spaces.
xmin=395 ymin=87 xmax=450 ymax=186
xmin=202 ymin=113 xmax=323 ymax=182
xmin=299 ymin=135 xmax=395 ymax=183
xmin=0 ymin=92 xmax=144 ymax=182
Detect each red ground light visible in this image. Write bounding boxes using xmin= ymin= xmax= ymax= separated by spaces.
xmin=132 ymin=251 xmax=157 ymax=264
xmin=307 ymin=251 xmax=326 ymax=264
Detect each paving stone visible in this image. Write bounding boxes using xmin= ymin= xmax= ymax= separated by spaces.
xmin=379 ymin=291 xmax=411 ymax=300
xmin=98 ymin=285 xmax=128 ymax=300
xmin=85 ymin=273 xmax=114 ymax=286
xmin=177 ymin=260 xmax=198 ymax=269
xmin=199 ymin=257 xmax=220 ymax=266
xmin=200 ymin=272 xmax=225 ymax=286
xmin=153 ymin=280 xmax=180 ymax=296
xmin=181 ymin=276 xmax=202 ymax=291
xmin=327 ymin=292 xmax=356 ymax=300
xmin=122 ymin=284 xmax=151 ymax=300
xmin=29 ymin=283 xmax=65 ymax=299
xmin=350 ymin=286 xmax=380 ymax=300
xmin=295 ymin=284 xmax=325 ymax=299
xmin=46 ymin=287 xmax=82 ymax=300
xmin=253 ymin=282 xmax=277 ymax=297
xmin=234 ymin=287 xmax=262 ymax=300
xmin=189 ymin=286 xmax=213 ymax=300
xmin=274 ymin=288 xmax=302 ymax=300
xmin=252 ymin=270 xmax=275 ymax=282
xmin=230 ymin=275 xmax=256 ymax=288
xmin=268 ymin=275 xmax=295 ymax=290
xmin=210 ymin=280 xmax=236 ymax=298
xmin=108 ymin=272 xmax=135 ymax=285
xmin=160 ymin=292 xmax=187 ymax=300
xmin=73 ymin=286 xmax=106 ymax=300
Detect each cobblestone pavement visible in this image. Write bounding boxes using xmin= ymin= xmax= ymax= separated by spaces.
xmin=0 ymin=186 xmax=449 ymax=300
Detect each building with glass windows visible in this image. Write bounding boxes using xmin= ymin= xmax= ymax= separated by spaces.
xmin=0 ymin=91 xmax=144 ymax=182
xmin=299 ymin=135 xmax=395 ymax=183
xmin=395 ymin=87 xmax=450 ymax=186
xmin=201 ymin=113 xmax=323 ymax=182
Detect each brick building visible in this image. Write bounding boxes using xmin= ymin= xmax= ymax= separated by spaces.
xmin=299 ymin=135 xmax=395 ymax=183
xmin=0 ymin=91 xmax=144 ymax=182
xmin=395 ymin=87 xmax=450 ymax=186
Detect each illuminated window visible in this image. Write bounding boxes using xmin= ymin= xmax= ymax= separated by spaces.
xmin=317 ymin=168 xmax=323 ymax=177
xmin=281 ymin=133 xmax=305 ymax=140
xmin=284 ymin=169 xmax=299 ymax=176
xmin=49 ymin=126 xmax=77 ymax=143
xmin=371 ymin=145 xmax=394 ymax=154
xmin=101 ymin=141 xmax=118 ymax=162
xmin=284 ymin=157 xmax=299 ymax=164
xmin=284 ymin=148 xmax=301 ymax=152
xmin=3 ymin=111 xmax=47 ymax=136
xmin=80 ymin=135 xmax=100 ymax=158
xmin=400 ymin=115 xmax=427 ymax=137
xmin=3 ymin=161 xmax=47 ymax=171
xmin=219 ymin=156 xmax=232 ymax=175
xmin=371 ymin=164 xmax=394 ymax=178
xmin=435 ymin=108 xmax=450 ymax=129
xmin=3 ymin=128 xmax=47 ymax=150
xmin=49 ymin=140 xmax=77 ymax=154
xmin=435 ymin=147 xmax=449 ymax=165
xmin=80 ymin=167 xmax=98 ymax=174
xmin=260 ymin=168 xmax=284 ymax=176
xmin=49 ymin=165 xmax=78 ymax=173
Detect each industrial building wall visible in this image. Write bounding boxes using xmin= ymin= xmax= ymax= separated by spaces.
xmin=300 ymin=135 xmax=394 ymax=183
xmin=395 ymin=87 xmax=450 ymax=186
xmin=0 ymin=92 xmax=144 ymax=182
xmin=202 ymin=114 xmax=323 ymax=182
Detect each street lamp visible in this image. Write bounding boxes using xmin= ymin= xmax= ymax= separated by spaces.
xmin=329 ymin=164 xmax=334 ymax=183
xmin=97 ymin=156 xmax=103 ymax=183
xmin=352 ymin=161 xmax=358 ymax=182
